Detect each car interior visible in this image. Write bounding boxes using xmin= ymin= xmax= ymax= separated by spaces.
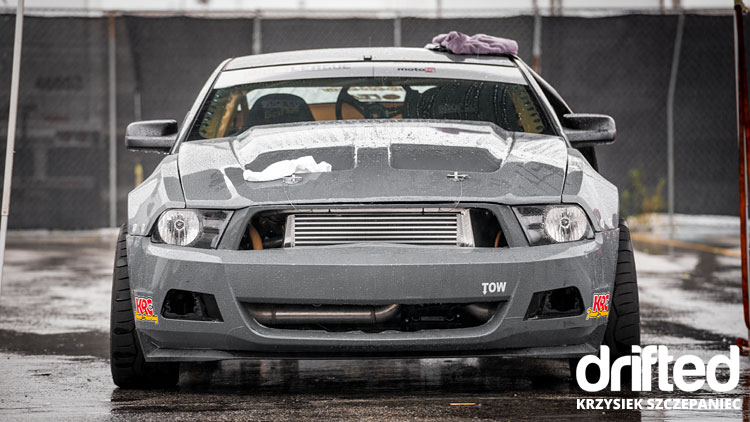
xmin=191 ymin=78 xmax=551 ymax=140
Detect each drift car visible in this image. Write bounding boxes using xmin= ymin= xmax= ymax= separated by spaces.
xmin=111 ymin=45 xmax=639 ymax=388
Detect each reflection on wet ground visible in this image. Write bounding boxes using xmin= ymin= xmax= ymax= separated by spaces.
xmin=107 ymin=358 xmax=643 ymax=421
xmin=0 ymin=231 xmax=746 ymax=420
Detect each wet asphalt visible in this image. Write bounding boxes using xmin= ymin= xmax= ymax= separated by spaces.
xmin=0 ymin=228 xmax=747 ymax=421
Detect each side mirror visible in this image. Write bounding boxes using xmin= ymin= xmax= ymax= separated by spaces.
xmin=561 ymin=114 xmax=616 ymax=147
xmin=125 ymin=120 xmax=178 ymax=153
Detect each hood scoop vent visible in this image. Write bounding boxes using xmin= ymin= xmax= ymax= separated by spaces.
xmin=243 ymin=144 xmax=502 ymax=173
xmin=234 ymin=120 xmax=512 ymax=174
xmin=389 ymin=144 xmax=502 ymax=172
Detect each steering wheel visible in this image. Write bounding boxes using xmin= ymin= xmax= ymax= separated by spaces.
xmin=335 ymin=88 xmax=404 ymax=120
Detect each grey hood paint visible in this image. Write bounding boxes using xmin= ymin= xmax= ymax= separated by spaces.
xmin=177 ymin=120 xmax=569 ymax=210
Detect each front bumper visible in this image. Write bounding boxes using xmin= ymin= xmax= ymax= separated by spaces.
xmin=127 ymin=229 xmax=619 ymax=361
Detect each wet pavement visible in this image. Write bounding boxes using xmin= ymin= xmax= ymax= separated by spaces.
xmin=0 ymin=226 xmax=747 ymax=421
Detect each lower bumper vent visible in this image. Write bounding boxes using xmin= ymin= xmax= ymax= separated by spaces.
xmin=244 ymin=302 xmax=502 ymax=332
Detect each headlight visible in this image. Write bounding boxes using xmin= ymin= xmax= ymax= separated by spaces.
xmin=153 ymin=209 xmax=233 ymax=248
xmin=513 ymin=205 xmax=594 ymax=246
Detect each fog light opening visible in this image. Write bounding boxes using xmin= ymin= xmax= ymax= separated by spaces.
xmin=524 ymin=287 xmax=583 ymax=320
xmin=162 ymin=289 xmax=223 ymax=322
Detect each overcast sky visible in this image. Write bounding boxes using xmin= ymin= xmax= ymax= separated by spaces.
xmin=0 ymin=0 xmax=730 ymax=13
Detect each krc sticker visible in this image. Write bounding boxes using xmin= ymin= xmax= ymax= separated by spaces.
xmin=134 ymin=296 xmax=158 ymax=324
xmin=586 ymin=294 xmax=610 ymax=320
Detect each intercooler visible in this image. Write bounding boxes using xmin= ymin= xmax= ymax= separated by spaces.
xmin=282 ymin=208 xmax=475 ymax=247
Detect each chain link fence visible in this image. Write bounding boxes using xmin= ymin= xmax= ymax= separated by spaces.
xmin=0 ymin=12 xmax=743 ymax=228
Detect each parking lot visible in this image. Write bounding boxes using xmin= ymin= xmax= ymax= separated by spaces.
xmin=0 ymin=220 xmax=745 ymax=421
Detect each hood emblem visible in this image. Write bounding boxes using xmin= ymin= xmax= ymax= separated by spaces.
xmin=283 ymin=174 xmax=303 ymax=185
xmin=447 ymin=171 xmax=469 ymax=182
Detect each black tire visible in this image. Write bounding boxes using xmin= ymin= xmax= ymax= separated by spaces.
xmin=603 ymin=217 xmax=641 ymax=356
xmin=110 ymin=225 xmax=179 ymax=389
xmin=570 ymin=217 xmax=640 ymax=377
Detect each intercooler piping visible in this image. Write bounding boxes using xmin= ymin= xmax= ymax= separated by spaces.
xmin=249 ymin=224 xmax=263 ymax=250
xmin=247 ymin=303 xmax=496 ymax=326
xmin=463 ymin=303 xmax=495 ymax=321
xmin=249 ymin=304 xmax=401 ymax=326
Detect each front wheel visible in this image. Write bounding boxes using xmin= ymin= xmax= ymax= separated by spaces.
xmin=110 ymin=225 xmax=179 ymax=389
xmin=570 ymin=217 xmax=640 ymax=377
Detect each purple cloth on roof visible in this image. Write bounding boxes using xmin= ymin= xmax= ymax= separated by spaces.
xmin=431 ymin=31 xmax=518 ymax=56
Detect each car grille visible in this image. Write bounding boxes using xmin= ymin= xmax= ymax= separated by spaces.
xmin=284 ymin=208 xmax=474 ymax=247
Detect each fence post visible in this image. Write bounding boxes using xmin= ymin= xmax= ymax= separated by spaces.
xmin=393 ymin=15 xmax=402 ymax=47
xmin=0 ymin=0 xmax=24 ymax=293
xmin=253 ymin=13 xmax=262 ymax=55
xmin=532 ymin=12 xmax=542 ymax=73
xmin=666 ymin=13 xmax=684 ymax=238
xmin=108 ymin=15 xmax=117 ymax=228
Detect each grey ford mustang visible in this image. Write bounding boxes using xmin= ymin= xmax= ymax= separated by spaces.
xmin=111 ymin=46 xmax=640 ymax=388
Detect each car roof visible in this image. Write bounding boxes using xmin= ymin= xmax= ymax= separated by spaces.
xmin=224 ymin=47 xmax=516 ymax=71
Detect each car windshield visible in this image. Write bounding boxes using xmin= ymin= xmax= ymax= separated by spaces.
xmin=187 ymin=76 xmax=554 ymax=141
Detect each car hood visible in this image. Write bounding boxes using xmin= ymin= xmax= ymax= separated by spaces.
xmin=177 ymin=120 xmax=569 ymax=208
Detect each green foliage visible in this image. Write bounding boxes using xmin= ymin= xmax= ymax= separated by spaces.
xmin=620 ymin=168 xmax=666 ymax=218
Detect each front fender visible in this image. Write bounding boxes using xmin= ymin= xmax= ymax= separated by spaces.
xmin=562 ymin=149 xmax=619 ymax=231
xmin=127 ymin=155 xmax=185 ymax=236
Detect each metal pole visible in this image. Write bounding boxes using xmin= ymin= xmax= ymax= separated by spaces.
xmin=393 ymin=16 xmax=401 ymax=48
xmin=734 ymin=0 xmax=750 ymax=343
xmin=252 ymin=13 xmax=262 ymax=55
xmin=0 ymin=0 xmax=24 ymax=293
xmin=532 ymin=12 xmax=542 ymax=74
xmin=666 ymin=13 xmax=684 ymax=239
xmin=108 ymin=16 xmax=117 ymax=227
